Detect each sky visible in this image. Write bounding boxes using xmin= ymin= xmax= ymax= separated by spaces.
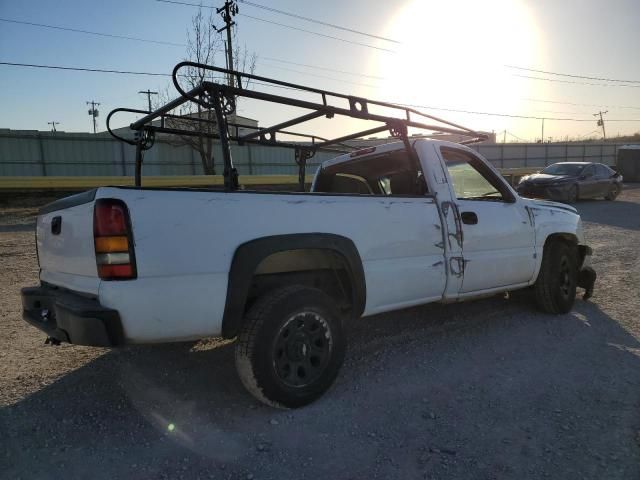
xmin=1 ymin=0 xmax=639 ymax=142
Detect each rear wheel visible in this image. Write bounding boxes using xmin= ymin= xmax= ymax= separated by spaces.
xmin=235 ymin=285 xmax=346 ymax=408
xmin=604 ymin=184 xmax=620 ymax=201
xmin=534 ymin=240 xmax=578 ymax=314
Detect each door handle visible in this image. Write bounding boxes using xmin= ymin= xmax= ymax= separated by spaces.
xmin=51 ymin=216 xmax=62 ymax=235
xmin=461 ymin=211 xmax=478 ymax=225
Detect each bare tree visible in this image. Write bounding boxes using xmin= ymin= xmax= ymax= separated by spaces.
xmin=158 ymin=7 xmax=256 ymax=175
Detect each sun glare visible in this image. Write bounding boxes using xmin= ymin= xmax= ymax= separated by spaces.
xmin=374 ymin=0 xmax=545 ymax=130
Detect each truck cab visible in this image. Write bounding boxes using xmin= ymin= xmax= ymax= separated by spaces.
xmin=312 ymin=139 xmax=591 ymax=300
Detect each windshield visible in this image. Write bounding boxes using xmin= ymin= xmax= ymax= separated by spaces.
xmin=542 ymin=163 xmax=586 ymax=176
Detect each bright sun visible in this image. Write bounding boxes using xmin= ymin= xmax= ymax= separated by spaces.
xmin=374 ymin=0 xmax=545 ymax=131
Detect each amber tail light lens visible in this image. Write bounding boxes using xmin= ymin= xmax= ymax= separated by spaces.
xmin=93 ymin=199 xmax=136 ymax=280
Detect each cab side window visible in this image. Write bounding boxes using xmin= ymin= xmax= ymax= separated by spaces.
xmin=441 ymin=147 xmax=514 ymax=202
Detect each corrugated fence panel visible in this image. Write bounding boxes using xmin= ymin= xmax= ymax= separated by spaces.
xmin=567 ymin=145 xmax=586 ymax=162
xmin=585 ymin=144 xmax=603 ymax=161
xmin=0 ymin=134 xmax=43 ymax=175
xmin=547 ymin=145 xmax=567 ymax=163
xmin=43 ymin=137 xmax=120 ymax=176
xmin=501 ymin=145 xmax=527 ymax=168
xmin=0 ymin=131 xmax=630 ymax=176
xmin=526 ymin=145 xmax=547 ymax=167
xmin=476 ymin=145 xmax=502 ymax=167
xmin=603 ymin=145 xmax=618 ymax=166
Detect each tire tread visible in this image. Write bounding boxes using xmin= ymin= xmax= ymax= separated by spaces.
xmin=534 ymin=240 xmax=577 ymax=314
xmin=235 ymin=285 xmax=309 ymax=408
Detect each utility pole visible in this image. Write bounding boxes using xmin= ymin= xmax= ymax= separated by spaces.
xmin=593 ymin=110 xmax=608 ymax=140
xmin=541 ymin=118 xmax=545 ymax=143
xmin=503 ymin=129 xmax=506 ymax=144
xmin=216 ymin=0 xmax=238 ymax=87
xmin=47 ymin=121 xmax=60 ymax=132
xmin=138 ymin=89 xmax=158 ymax=112
xmin=86 ymin=100 xmax=100 ymax=134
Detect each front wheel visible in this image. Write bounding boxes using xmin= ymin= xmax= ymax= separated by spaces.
xmin=534 ymin=241 xmax=578 ymax=314
xmin=604 ymin=184 xmax=621 ymax=201
xmin=566 ymin=184 xmax=578 ymax=203
xmin=235 ymin=285 xmax=346 ymax=408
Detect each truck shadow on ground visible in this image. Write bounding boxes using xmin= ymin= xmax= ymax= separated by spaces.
xmin=3 ymin=294 xmax=640 ymax=479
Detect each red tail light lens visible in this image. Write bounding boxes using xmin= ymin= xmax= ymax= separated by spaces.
xmin=93 ymin=199 xmax=136 ymax=280
xmin=94 ymin=202 xmax=127 ymax=236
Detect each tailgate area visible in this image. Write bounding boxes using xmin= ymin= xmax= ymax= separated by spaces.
xmin=21 ymin=285 xmax=123 ymax=346
xmin=37 ymin=190 xmax=101 ymax=295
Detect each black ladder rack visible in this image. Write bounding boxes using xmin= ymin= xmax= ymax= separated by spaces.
xmin=107 ymin=61 xmax=488 ymax=191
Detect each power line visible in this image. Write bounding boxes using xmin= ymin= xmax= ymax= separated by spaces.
xmin=514 ymin=74 xmax=640 ymax=88
xmin=236 ymin=0 xmax=400 ymax=44
xmin=16 ymin=13 xmax=640 ymax=93
xmin=393 ymin=101 xmax=640 ymax=122
xmin=524 ymin=97 xmax=640 ymax=111
xmin=4 ymin=61 xmax=640 ymax=122
xmin=578 ymin=129 xmax=602 ymax=139
xmin=259 ymin=61 xmax=380 ymax=89
xmin=154 ymin=0 xmax=395 ymax=53
xmin=0 ymin=16 xmax=388 ymax=80
xmin=505 ymin=131 xmax=529 ymax=142
xmin=0 ymin=61 xmax=291 ymax=93
xmin=505 ymin=65 xmax=640 ymax=84
xmin=239 ymin=14 xmax=392 ymax=52
xmin=0 ymin=17 xmax=185 ymax=47
xmin=261 ymin=56 xmax=385 ymax=81
xmin=0 ymin=61 xmax=173 ymax=77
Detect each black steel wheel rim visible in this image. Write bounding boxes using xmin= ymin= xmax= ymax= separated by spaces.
xmin=272 ymin=311 xmax=333 ymax=388
xmin=559 ymin=256 xmax=572 ymax=297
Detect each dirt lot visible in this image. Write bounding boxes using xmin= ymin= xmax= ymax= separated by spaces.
xmin=1 ymin=188 xmax=640 ymax=480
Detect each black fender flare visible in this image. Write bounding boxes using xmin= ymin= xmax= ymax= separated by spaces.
xmin=220 ymin=233 xmax=366 ymax=338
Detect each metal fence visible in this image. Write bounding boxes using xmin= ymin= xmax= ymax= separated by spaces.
xmin=0 ymin=130 xmax=625 ymax=177
xmin=470 ymin=143 xmax=621 ymax=169
xmin=0 ymin=131 xmax=337 ymax=177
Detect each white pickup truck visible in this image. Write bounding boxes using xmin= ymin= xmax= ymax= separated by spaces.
xmin=22 ymin=139 xmax=596 ymax=408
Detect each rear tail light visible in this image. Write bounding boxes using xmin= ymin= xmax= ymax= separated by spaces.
xmin=93 ymin=199 xmax=136 ymax=280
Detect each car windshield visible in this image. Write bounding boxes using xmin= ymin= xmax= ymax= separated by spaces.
xmin=542 ymin=164 xmax=586 ymax=176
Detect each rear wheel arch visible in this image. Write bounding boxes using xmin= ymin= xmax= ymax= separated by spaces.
xmin=221 ymin=233 xmax=366 ymax=339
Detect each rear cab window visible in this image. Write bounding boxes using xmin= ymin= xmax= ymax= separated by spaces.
xmin=314 ymin=148 xmax=428 ymax=197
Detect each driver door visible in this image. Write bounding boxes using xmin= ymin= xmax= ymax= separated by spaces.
xmin=439 ymin=147 xmax=536 ymax=293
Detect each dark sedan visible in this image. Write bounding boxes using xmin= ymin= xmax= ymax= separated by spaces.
xmin=516 ymin=162 xmax=623 ymax=203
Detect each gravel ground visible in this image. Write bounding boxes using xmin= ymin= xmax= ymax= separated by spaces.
xmin=1 ymin=187 xmax=640 ymax=480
